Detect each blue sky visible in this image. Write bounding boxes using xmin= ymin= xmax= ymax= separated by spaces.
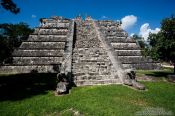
xmin=0 ymin=0 xmax=175 ymax=39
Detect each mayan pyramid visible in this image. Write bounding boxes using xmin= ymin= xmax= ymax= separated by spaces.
xmin=0 ymin=16 xmax=74 ymax=74
xmin=0 ymin=16 xmax=160 ymax=86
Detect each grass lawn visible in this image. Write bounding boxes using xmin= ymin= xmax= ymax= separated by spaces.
xmin=0 ymin=69 xmax=175 ymax=116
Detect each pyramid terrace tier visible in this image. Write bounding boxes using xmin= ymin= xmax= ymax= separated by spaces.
xmin=27 ymin=35 xmax=67 ymax=42
xmin=13 ymin=49 xmax=64 ymax=57
xmin=72 ymin=69 xmax=113 ymax=77
xmin=105 ymin=33 xmax=128 ymax=37
xmin=13 ymin=57 xmax=63 ymax=65
xmin=75 ymin=79 xmax=121 ymax=86
xmin=99 ymin=29 xmax=126 ymax=33
xmin=19 ymin=42 xmax=65 ymax=49
xmin=40 ymin=23 xmax=70 ymax=29
xmin=99 ymin=24 xmax=121 ymax=29
xmin=118 ymin=56 xmax=154 ymax=64
xmin=96 ymin=21 xmax=121 ymax=26
xmin=123 ymin=63 xmax=160 ymax=70
xmin=32 ymin=29 xmax=69 ymax=35
xmin=0 ymin=65 xmax=60 ymax=73
xmin=99 ymin=28 xmax=126 ymax=33
xmin=41 ymin=18 xmax=71 ymax=24
xmin=111 ymin=43 xmax=140 ymax=50
xmin=115 ymin=50 xmax=142 ymax=56
xmin=106 ymin=37 xmax=135 ymax=43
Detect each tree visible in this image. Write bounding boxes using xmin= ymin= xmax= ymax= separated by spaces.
xmin=0 ymin=23 xmax=33 ymax=64
xmin=0 ymin=0 xmax=20 ymax=14
xmin=148 ymin=16 xmax=175 ymax=73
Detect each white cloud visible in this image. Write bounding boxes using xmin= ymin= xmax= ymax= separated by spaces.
xmin=121 ymin=15 xmax=137 ymax=30
xmin=31 ymin=15 xmax=36 ymax=18
xmin=101 ymin=15 xmax=108 ymax=19
xmin=139 ymin=23 xmax=160 ymax=41
xmin=130 ymin=33 xmax=135 ymax=37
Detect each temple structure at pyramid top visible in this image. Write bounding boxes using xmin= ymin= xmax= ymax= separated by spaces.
xmin=0 ymin=16 xmax=160 ymax=88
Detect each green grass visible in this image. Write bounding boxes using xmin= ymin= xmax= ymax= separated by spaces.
xmin=0 ymin=72 xmax=175 ymax=116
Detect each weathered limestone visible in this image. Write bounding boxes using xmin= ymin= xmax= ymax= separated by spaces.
xmin=56 ymin=73 xmax=70 ymax=94
xmin=72 ymin=18 xmax=120 ymax=86
xmin=0 ymin=17 xmax=74 ymax=74
xmin=96 ymin=20 xmax=160 ymax=70
xmin=13 ymin=50 xmax=64 ymax=57
xmin=94 ymin=20 xmax=145 ymax=90
xmin=0 ymin=65 xmax=58 ymax=73
xmin=27 ymin=35 xmax=67 ymax=42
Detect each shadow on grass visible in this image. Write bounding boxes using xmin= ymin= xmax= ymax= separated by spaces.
xmin=145 ymin=71 xmax=174 ymax=78
xmin=0 ymin=73 xmax=57 ymax=101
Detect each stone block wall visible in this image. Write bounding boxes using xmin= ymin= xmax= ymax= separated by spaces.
xmin=96 ymin=20 xmax=160 ymax=70
xmin=0 ymin=17 xmax=74 ymax=73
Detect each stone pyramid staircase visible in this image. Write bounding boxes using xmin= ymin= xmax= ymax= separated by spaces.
xmin=96 ymin=20 xmax=160 ymax=70
xmin=0 ymin=17 xmax=74 ymax=73
xmin=72 ymin=18 xmax=121 ymax=86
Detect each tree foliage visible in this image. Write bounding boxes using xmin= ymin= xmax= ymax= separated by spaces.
xmin=0 ymin=23 xmax=33 ymax=64
xmin=0 ymin=0 xmax=20 ymax=14
xmin=147 ymin=16 xmax=175 ymax=73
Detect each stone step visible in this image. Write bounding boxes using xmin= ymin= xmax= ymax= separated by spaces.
xmin=13 ymin=50 xmax=64 ymax=57
xmin=106 ymin=33 xmax=127 ymax=37
xmin=44 ymin=20 xmax=70 ymax=24
xmin=33 ymin=28 xmax=69 ymax=35
xmin=111 ymin=43 xmax=137 ymax=46
xmin=0 ymin=65 xmax=60 ymax=74
xmin=13 ymin=57 xmax=63 ymax=65
xmin=31 ymin=33 xmax=67 ymax=35
xmin=103 ymin=30 xmax=126 ymax=34
xmin=39 ymin=23 xmax=70 ymax=29
xmin=111 ymin=43 xmax=140 ymax=50
xmin=97 ymin=22 xmax=120 ymax=26
xmin=115 ymin=50 xmax=142 ymax=56
xmin=74 ymin=79 xmax=121 ymax=86
xmin=122 ymin=63 xmax=161 ymax=70
xmin=20 ymin=42 xmax=65 ymax=49
xmin=27 ymin=35 xmax=67 ymax=42
xmin=107 ymin=37 xmax=135 ymax=43
xmin=118 ymin=56 xmax=153 ymax=64
xmin=72 ymin=61 xmax=110 ymax=65
xmin=73 ymin=73 xmax=113 ymax=79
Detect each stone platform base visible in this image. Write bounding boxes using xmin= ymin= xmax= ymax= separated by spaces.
xmin=0 ymin=65 xmax=59 ymax=74
xmin=167 ymin=75 xmax=175 ymax=83
xmin=75 ymin=79 xmax=121 ymax=86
